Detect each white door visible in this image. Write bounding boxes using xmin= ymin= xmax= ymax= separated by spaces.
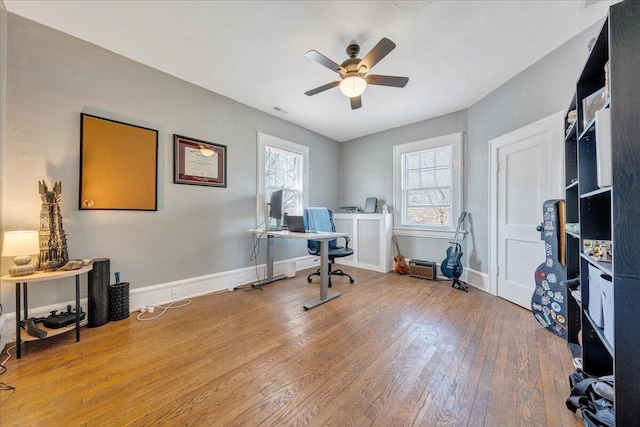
xmin=490 ymin=112 xmax=564 ymax=308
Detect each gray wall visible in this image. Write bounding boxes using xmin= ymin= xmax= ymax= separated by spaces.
xmin=339 ymin=20 xmax=604 ymax=275
xmin=0 ymin=11 xmax=606 ymax=316
xmin=465 ymin=20 xmax=603 ymax=274
xmin=339 ymin=110 xmax=468 ymax=265
xmin=0 ymin=14 xmax=340 ymax=310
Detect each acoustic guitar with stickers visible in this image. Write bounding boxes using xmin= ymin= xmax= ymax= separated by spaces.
xmin=531 ymin=199 xmax=568 ymax=338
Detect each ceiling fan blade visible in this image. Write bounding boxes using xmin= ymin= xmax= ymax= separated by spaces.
xmin=350 ymin=96 xmax=362 ymax=110
xmin=358 ymin=38 xmax=396 ymax=73
xmin=365 ymin=74 xmax=409 ymax=88
xmin=304 ymin=81 xmax=340 ymax=96
xmin=305 ymin=50 xmax=346 ymax=75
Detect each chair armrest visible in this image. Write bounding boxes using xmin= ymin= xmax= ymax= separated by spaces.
xmin=341 ymin=235 xmax=351 ymax=249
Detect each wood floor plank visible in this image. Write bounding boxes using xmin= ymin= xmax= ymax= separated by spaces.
xmin=0 ymin=267 xmax=581 ymax=426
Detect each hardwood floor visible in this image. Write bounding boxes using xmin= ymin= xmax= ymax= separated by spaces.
xmin=0 ymin=268 xmax=580 ymax=426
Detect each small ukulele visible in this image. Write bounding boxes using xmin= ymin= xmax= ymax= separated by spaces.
xmin=392 ymin=235 xmax=409 ymax=274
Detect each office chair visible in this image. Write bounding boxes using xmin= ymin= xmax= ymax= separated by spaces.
xmin=304 ymin=207 xmax=355 ymax=287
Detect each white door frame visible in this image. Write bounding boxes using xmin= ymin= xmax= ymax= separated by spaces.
xmin=488 ymin=111 xmax=565 ymax=297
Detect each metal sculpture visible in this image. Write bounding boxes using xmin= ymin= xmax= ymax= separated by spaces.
xmin=38 ymin=180 xmax=69 ymax=270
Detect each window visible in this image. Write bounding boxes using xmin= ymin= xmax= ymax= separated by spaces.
xmin=393 ymin=132 xmax=463 ymax=238
xmin=257 ymin=133 xmax=309 ymax=228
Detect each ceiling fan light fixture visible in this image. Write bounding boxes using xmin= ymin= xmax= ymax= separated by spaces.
xmin=199 ymin=145 xmax=215 ymax=157
xmin=339 ymin=76 xmax=367 ymax=98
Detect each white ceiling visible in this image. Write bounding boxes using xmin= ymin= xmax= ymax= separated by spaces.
xmin=4 ymin=1 xmax=615 ymax=142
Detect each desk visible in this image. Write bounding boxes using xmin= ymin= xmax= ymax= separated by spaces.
xmin=0 ymin=265 xmax=93 ymax=359
xmin=247 ymin=229 xmax=347 ymax=310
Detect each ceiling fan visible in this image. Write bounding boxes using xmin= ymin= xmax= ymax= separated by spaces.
xmin=304 ymin=37 xmax=409 ymax=110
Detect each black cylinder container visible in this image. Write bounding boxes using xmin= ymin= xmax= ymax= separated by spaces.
xmin=87 ymin=258 xmax=110 ymax=327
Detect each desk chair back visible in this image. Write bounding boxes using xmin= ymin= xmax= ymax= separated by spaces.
xmin=303 ymin=207 xmax=338 ymax=254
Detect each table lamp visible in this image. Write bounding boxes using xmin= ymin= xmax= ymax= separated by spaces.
xmin=2 ymin=230 xmax=40 ymax=276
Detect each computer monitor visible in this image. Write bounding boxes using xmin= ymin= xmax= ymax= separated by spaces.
xmin=269 ymin=189 xmax=283 ymax=221
xmin=264 ymin=189 xmax=283 ymax=230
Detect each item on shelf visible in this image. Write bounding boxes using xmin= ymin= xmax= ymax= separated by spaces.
xmin=582 ymin=87 xmax=608 ymax=127
xmin=565 ymin=223 xmax=580 ymax=234
xmin=57 ymin=258 xmax=94 ymax=271
xmin=38 ymin=180 xmax=69 ymax=270
xmin=583 ymin=239 xmax=613 ymax=262
xmin=571 ymin=289 xmax=582 ymax=304
xmin=338 ymin=206 xmax=362 ymax=213
xmin=578 ymin=329 xmax=582 ymax=347
xmin=21 ymin=318 xmax=47 ymax=339
xmin=604 ymin=60 xmax=611 ymax=99
xmin=364 ymin=197 xmax=377 ymax=213
xmin=561 ymin=277 xmax=580 ymax=290
xmin=596 ymin=108 xmax=613 ymax=188
xmin=601 ymin=274 xmax=614 ymax=348
xmin=43 ymin=305 xmax=86 ymax=329
xmin=562 ymin=278 xmax=581 ymax=307
xmin=588 ymin=264 xmax=604 ymax=328
xmin=567 ymin=109 xmax=577 ymax=124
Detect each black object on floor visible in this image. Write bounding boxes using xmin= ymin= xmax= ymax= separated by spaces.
xmin=88 ymin=258 xmax=110 ymax=327
xmin=452 ymin=278 xmax=468 ymax=292
xmin=109 ymin=282 xmax=130 ymax=321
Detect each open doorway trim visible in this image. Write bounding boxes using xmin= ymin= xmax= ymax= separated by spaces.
xmin=488 ymin=111 xmax=565 ymax=297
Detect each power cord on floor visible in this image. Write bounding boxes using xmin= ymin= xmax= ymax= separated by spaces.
xmin=236 ymin=222 xmax=267 ymax=291
xmin=0 ymin=302 xmax=16 ymax=390
xmin=136 ymin=300 xmax=192 ymax=321
xmin=1 ymin=345 xmax=15 ymax=369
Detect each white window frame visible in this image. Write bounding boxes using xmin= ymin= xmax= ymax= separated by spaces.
xmin=393 ymin=132 xmax=464 ymax=239
xmin=256 ymin=132 xmax=309 ymax=227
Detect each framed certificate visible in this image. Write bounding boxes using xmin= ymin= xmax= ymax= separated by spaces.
xmin=173 ymin=135 xmax=227 ymax=187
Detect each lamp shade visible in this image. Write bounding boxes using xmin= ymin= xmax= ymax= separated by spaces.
xmin=2 ymin=231 xmax=40 ymax=257
xmin=339 ymin=76 xmax=367 ymax=98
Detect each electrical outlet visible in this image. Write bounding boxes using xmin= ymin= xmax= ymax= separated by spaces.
xmin=171 ymin=288 xmax=178 ymax=300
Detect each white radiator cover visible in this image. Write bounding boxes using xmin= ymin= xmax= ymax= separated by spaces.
xmin=333 ymin=213 xmax=393 ymax=273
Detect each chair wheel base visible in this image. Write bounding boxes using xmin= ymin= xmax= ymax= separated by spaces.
xmin=307 ymin=266 xmax=354 ymax=287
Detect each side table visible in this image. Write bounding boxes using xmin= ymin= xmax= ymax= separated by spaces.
xmin=1 ymin=265 xmax=93 ymax=359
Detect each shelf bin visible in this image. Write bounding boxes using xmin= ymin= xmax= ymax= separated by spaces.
xmin=588 ymin=264 xmax=604 ymax=327
xmin=601 ymin=274 xmax=614 ymax=349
